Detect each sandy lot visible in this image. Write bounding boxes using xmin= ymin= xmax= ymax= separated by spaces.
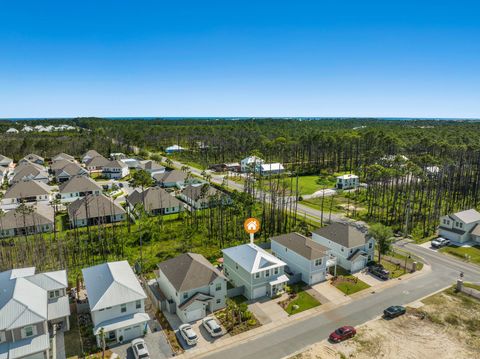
xmin=289 ymin=287 xmax=480 ymax=359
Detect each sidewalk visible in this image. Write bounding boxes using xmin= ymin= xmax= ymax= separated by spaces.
xmin=177 ymin=265 xmax=430 ymax=359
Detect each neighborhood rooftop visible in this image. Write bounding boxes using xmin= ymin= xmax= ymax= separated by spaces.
xmin=157 ymin=253 xmax=225 ymax=292
xmin=68 ymin=193 xmax=125 ymax=220
xmin=127 ymin=186 xmax=182 ymax=210
xmin=223 ymin=243 xmax=286 ymax=273
xmin=271 ymin=232 xmax=329 ymax=260
xmin=82 ymin=260 xmax=146 ymax=311
xmin=4 ymin=180 xmax=51 ymax=199
xmin=313 ymin=222 xmax=368 ymax=248
xmin=450 ymin=209 xmax=480 ymax=224
xmin=59 ymin=175 xmax=102 ymax=193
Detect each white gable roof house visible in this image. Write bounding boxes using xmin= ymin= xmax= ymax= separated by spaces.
xmin=240 ymin=156 xmax=264 ymax=173
xmin=439 ymin=208 xmax=480 ymax=244
xmin=260 ymin=163 xmax=285 ymax=176
xmin=0 ymin=267 xmax=70 ymax=359
xmin=82 ymin=261 xmax=149 ymax=347
xmin=222 ymin=243 xmax=288 ymax=300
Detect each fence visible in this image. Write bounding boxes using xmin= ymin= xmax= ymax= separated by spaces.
xmin=227 ymin=286 xmax=245 ymax=298
xmin=461 ymin=286 xmax=480 ymax=300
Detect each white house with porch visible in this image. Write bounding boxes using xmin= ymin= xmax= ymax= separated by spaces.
xmin=222 ymin=243 xmax=288 ymax=300
xmin=311 ymin=223 xmax=374 ymax=273
xmin=82 ymin=261 xmax=149 ymax=347
xmin=438 ymin=208 xmax=480 ymax=244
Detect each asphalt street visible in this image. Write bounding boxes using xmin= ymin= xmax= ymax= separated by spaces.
xmin=199 ymin=243 xmax=479 ymax=359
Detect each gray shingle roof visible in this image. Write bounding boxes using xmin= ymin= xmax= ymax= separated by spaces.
xmin=4 ymin=180 xmax=51 ymax=199
xmin=0 ymin=204 xmax=54 ymax=230
xmin=271 ymin=232 xmax=328 ymax=260
xmin=59 ymin=175 xmax=101 ymax=193
xmin=154 ymin=170 xmax=186 ymax=184
xmin=22 ymin=153 xmax=44 ymax=163
xmin=313 ymin=222 xmax=368 ymax=248
xmin=157 ymin=253 xmax=225 ymax=292
xmin=452 ymin=209 xmax=480 ymax=224
xmin=67 ymin=193 xmax=125 ymax=220
xmin=85 ymin=155 xmax=110 ymax=168
xmin=55 ymin=162 xmax=87 ymax=177
xmin=127 ymin=187 xmax=182 ymax=212
xmin=11 ymin=162 xmax=49 ymax=183
xmin=52 ymin=153 xmax=75 ymax=162
xmin=182 ymin=184 xmax=220 ymax=202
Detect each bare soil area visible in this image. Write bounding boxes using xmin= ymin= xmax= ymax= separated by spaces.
xmin=290 ymin=286 xmax=480 ymax=359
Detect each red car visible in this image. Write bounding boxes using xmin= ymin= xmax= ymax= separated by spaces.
xmin=329 ymin=326 xmax=356 ymax=342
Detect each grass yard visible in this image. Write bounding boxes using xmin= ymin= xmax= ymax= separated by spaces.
xmin=380 ymin=259 xmax=406 ymax=278
xmin=64 ymin=305 xmax=83 ymax=358
xmin=331 ymin=267 xmax=370 ymax=295
xmin=284 ymin=290 xmax=320 ymax=315
xmin=439 ymin=245 xmax=480 ymax=266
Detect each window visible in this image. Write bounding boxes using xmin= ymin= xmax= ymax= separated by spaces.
xmin=265 ymin=270 xmax=270 ymax=277
xmin=315 ymin=258 xmax=322 ymax=266
xmin=121 ymin=304 xmax=127 ymax=313
xmin=49 ymin=291 xmax=55 ymax=299
xmin=216 ymin=299 xmax=221 ymax=304
xmin=255 ymin=272 xmax=260 ymax=279
xmin=274 ymin=268 xmax=279 ymax=275
xmin=183 ymin=293 xmax=188 ymax=299
xmin=369 ymin=242 xmax=373 ymax=249
xmin=136 ymin=300 xmax=141 ymax=309
xmin=285 ymin=248 xmax=288 ymax=252
xmin=341 ymin=247 xmax=344 ymax=252
xmin=215 ymin=283 xmax=222 ymax=291
xmin=24 ymin=326 xmax=34 ymax=337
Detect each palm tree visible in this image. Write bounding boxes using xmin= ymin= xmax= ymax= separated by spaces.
xmin=98 ymin=327 xmax=106 ymax=359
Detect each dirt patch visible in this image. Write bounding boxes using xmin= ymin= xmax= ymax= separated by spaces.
xmin=290 ymin=287 xmax=480 ymax=359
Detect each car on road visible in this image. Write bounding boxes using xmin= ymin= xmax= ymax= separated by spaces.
xmin=131 ymin=338 xmax=150 ymax=359
xmin=329 ymin=326 xmax=356 ymax=342
xmin=179 ymin=324 xmax=198 ymax=346
xmin=368 ymin=264 xmax=390 ymax=280
xmin=431 ymin=237 xmax=450 ymax=248
xmin=202 ymin=316 xmax=223 ymax=337
xmin=383 ymin=305 xmax=406 ymax=318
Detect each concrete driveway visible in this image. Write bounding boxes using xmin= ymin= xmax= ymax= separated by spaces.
xmin=248 ymin=296 xmax=289 ymax=325
xmin=352 ymin=270 xmax=386 ymax=287
xmin=311 ymin=281 xmax=351 ymax=304
xmin=110 ymin=329 xmax=173 ymax=359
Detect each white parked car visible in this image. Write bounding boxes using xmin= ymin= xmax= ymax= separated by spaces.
xmin=202 ymin=316 xmax=223 ymax=337
xmin=431 ymin=237 xmax=450 ymax=248
xmin=179 ymin=324 xmax=198 ymax=346
xmin=131 ymin=338 xmax=150 ymax=359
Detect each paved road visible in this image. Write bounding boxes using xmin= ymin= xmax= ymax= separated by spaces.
xmin=198 ymin=242 xmax=479 ymax=359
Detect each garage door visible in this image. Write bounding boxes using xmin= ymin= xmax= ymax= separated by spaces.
xmin=310 ymin=272 xmax=325 ymax=285
xmin=122 ymin=324 xmax=143 ymax=342
xmin=351 ymin=259 xmax=364 ymax=273
xmin=185 ymin=307 xmax=204 ymax=322
xmin=252 ymin=286 xmax=267 ymax=299
xmin=24 ymin=352 xmax=46 ymax=359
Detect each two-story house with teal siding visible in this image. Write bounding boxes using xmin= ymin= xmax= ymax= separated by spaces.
xmin=222 ymin=243 xmax=288 ymax=300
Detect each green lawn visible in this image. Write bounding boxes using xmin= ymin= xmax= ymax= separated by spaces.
xmin=64 ymin=305 xmax=83 ymax=358
xmin=285 ymin=290 xmax=320 ymax=315
xmin=384 ymin=249 xmax=424 ymax=271
xmin=331 ymin=267 xmax=370 ymax=295
xmin=380 ymin=259 xmax=406 ymax=278
xmin=439 ymin=245 xmax=480 ymax=265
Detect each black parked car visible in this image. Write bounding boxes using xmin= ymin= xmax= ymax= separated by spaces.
xmin=383 ymin=305 xmax=406 ymax=318
xmin=368 ymin=265 xmax=390 ymax=280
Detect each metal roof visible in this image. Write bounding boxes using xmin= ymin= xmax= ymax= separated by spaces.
xmin=82 ymin=261 xmax=147 ymax=311
xmin=222 ymin=243 xmax=286 ymax=274
xmin=0 ymin=333 xmax=50 ymax=359
xmin=93 ymin=312 xmax=149 ymax=335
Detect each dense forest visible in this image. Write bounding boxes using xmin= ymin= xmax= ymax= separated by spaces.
xmin=2 ymin=117 xmax=480 ymax=273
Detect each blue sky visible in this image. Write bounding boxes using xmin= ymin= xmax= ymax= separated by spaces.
xmin=1 ymin=1 xmax=479 ymax=118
